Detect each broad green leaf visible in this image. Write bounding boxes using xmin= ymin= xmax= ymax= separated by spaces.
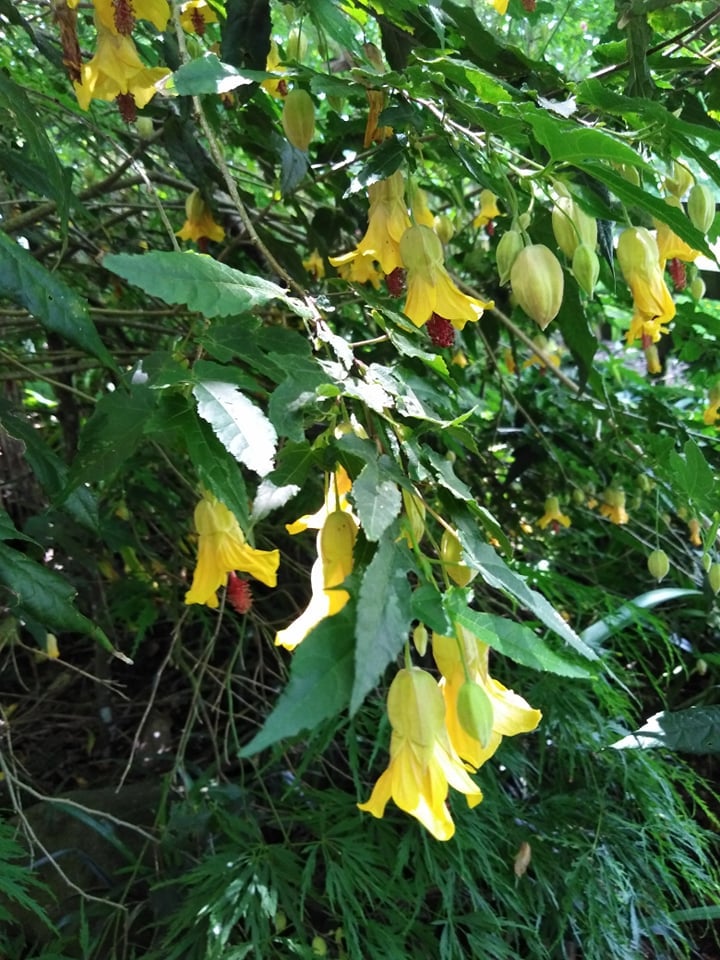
xmin=425 ymin=450 xmax=473 ymax=501
xmin=0 ymin=232 xmax=114 ymax=368
xmin=220 ymin=0 xmax=271 ymax=71
xmin=611 ymin=706 xmax=720 ymax=754
xmin=0 ymin=509 xmax=34 ymax=543
xmin=410 ymin=584 xmax=452 ymax=635
xmin=268 ymin=368 xmax=329 ymax=441
xmin=667 ymin=439 xmax=715 ymax=507
xmin=69 ymin=383 xmax=157 ymax=487
xmin=453 ymin=509 xmax=598 ymax=660
xmin=193 ymin=380 xmax=277 ymax=478
xmin=269 ymin=441 xmax=317 ymax=488
xmin=172 ymin=54 xmax=255 ymax=95
xmin=520 ymin=105 xmax=649 ymax=170
xmin=351 ymin=534 xmax=414 ymax=715
xmin=0 ymin=542 xmax=125 ymax=659
xmin=444 ymin=592 xmax=594 ymax=678
xmin=352 ymin=460 xmax=402 ymax=542
xmin=104 ymin=251 xmax=314 ymax=320
xmin=239 ymin=605 xmax=355 ymax=756
xmin=580 ymin=588 xmax=701 ymax=649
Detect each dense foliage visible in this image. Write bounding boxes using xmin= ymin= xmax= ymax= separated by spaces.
xmin=2 ymin=0 xmax=720 ymax=957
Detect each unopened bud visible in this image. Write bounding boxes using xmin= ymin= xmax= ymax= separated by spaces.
xmin=552 ymin=196 xmax=597 ymax=259
xmin=282 ymin=88 xmax=315 ymax=151
xmin=514 ymin=841 xmax=532 ymax=878
xmin=434 ymin=214 xmax=455 ymax=245
xmin=496 ymin=229 xmax=524 ymax=285
xmin=135 ymin=116 xmax=154 ymax=139
xmin=572 ymin=243 xmax=600 ymax=297
xmin=285 ymin=27 xmax=307 ymax=62
xmin=510 ymin=244 xmax=564 ymax=330
xmin=709 ymin=563 xmax=720 ymax=595
xmin=665 ymin=161 xmax=694 ymax=198
xmin=440 ymin=529 xmax=477 ymax=587
xmin=401 ymin=489 xmax=426 ymax=546
xmin=400 ymin=224 xmax=444 ymax=273
xmin=687 ymin=184 xmax=715 ymax=234
xmin=312 ymin=936 xmax=328 ymax=956
xmin=320 ymin=511 xmax=356 ymax=584
xmin=702 ymin=553 xmax=712 ymax=572
xmin=647 ymin=549 xmax=670 ymax=582
xmin=412 ymin=623 xmax=428 ymax=657
xmin=690 ymin=276 xmax=706 ymax=300
xmin=456 ymin=681 xmax=493 ymax=746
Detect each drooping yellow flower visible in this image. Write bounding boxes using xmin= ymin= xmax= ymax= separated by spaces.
xmin=335 ymin=256 xmax=384 ymax=289
xmin=179 ymin=0 xmax=218 ymax=34
xmin=185 ymin=493 xmax=280 ymax=608
xmin=703 ymin=384 xmax=720 ymax=425
xmin=688 ymin=517 xmax=702 ymax=548
xmin=489 ymin=0 xmax=509 ymax=14
xmin=400 ymin=224 xmax=493 ymax=329
xmin=410 ymin=186 xmax=436 ymax=228
xmin=472 ymin=189 xmax=501 ymax=228
xmin=432 ymin=629 xmax=541 ymax=772
xmin=93 ymin=0 xmax=170 ymax=35
xmin=616 ymin=227 xmax=675 ymax=344
xmin=599 ymin=488 xmax=629 ymax=525
xmin=73 ymin=20 xmax=170 ymax=112
xmin=329 ymin=170 xmax=411 ymax=277
xmin=654 ymin=197 xmax=699 ymax=268
xmin=176 ymin=189 xmax=225 ymax=244
xmin=261 ymin=41 xmax=287 ymax=98
xmin=276 ymin=469 xmax=357 ymax=650
xmin=522 ymin=334 xmax=562 ymax=370
xmin=302 ymin=248 xmax=325 ymax=280
xmin=358 ymin=667 xmax=483 ymax=841
xmin=537 ymin=496 xmax=571 ymax=530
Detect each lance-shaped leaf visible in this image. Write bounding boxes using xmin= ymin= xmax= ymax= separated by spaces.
xmin=193 ymin=380 xmax=277 ymax=477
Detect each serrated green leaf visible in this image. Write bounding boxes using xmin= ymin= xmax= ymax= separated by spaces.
xmin=444 ymin=592 xmax=594 ymax=678
xmin=425 ymin=449 xmax=473 ymax=501
xmin=410 ymin=584 xmax=451 ymax=635
xmin=611 ymin=705 xmax=720 ymax=753
xmin=351 ymin=534 xmax=414 ymax=715
xmin=0 ymin=233 xmax=114 ymax=368
xmin=239 ymin=605 xmax=355 ymax=756
xmin=173 ymin=53 xmax=255 ymax=95
xmin=268 ymin=369 xmax=328 ymax=441
xmin=520 ymin=105 xmax=650 ymax=170
xmin=103 ymin=251 xmax=314 ymax=320
xmin=352 ymin=460 xmax=401 ymax=542
xmin=269 ymin=441 xmax=317 ymax=487
xmin=193 ymin=380 xmax=277 ymax=477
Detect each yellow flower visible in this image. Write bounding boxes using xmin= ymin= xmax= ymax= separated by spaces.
xmin=489 ymin=0 xmax=509 ymax=13
xmin=73 ymin=20 xmax=170 ymax=111
xmin=432 ymin=629 xmax=541 ymax=772
xmin=537 ymin=496 xmax=571 ymax=530
xmin=176 ymin=189 xmax=225 ymax=243
xmin=703 ymin=385 xmax=720 ymax=425
xmin=400 ymin=224 xmax=493 ymax=329
xmin=616 ymin=227 xmax=675 ymax=344
xmin=261 ymin=41 xmax=287 ymax=98
xmin=472 ymin=189 xmax=501 ymax=228
xmin=654 ymin=197 xmax=699 ymax=268
xmin=522 ymin=334 xmax=561 ymax=370
xmin=93 ymin=0 xmax=170 ymax=34
xmin=335 ymin=256 xmax=384 ymax=289
xmin=302 ymin=249 xmax=325 ymax=280
xmin=185 ymin=493 xmax=280 ymax=608
xmin=179 ymin=0 xmax=218 ymax=33
xmin=276 ymin=469 xmax=357 ymax=650
xmin=364 ymin=89 xmax=392 ymax=148
xmin=329 ymin=170 xmax=411 ymax=277
xmin=599 ymin=488 xmax=629 ymax=525
xmin=358 ymin=667 xmax=483 ymax=841
xmin=688 ymin=518 xmax=702 ymax=548
xmin=410 ymin=186 xmax=435 ymax=228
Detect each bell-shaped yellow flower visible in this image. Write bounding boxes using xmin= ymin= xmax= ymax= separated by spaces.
xmin=599 ymin=488 xmax=629 ymax=525
xmin=400 ymin=224 xmax=493 ymax=329
xmin=276 ymin=469 xmax=357 ymax=650
xmin=537 ymin=495 xmax=571 ymax=530
xmin=261 ymin=41 xmax=287 ymax=98
xmin=654 ymin=197 xmax=699 ymax=268
xmin=472 ymin=189 xmax=501 ymax=228
xmin=302 ymin=249 xmax=325 ymax=280
xmin=185 ymin=493 xmax=280 ymax=608
xmin=179 ymin=0 xmax=218 ymax=34
xmin=617 ymin=227 xmax=675 ymax=343
xmin=432 ymin=629 xmax=542 ymax=772
xmin=329 ymin=170 xmax=411 ymax=277
xmin=358 ymin=667 xmax=483 ymax=841
xmin=176 ymin=189 xmax=225 ymax=244
xmin=93 ymin=0 xmax=170 ymax=35
xmin=703 ymin=384 xmax=720 ymax=425
xmin=73 ymin=20 xmax=170 ymax=111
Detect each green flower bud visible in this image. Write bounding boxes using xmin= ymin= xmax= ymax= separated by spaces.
xmin=440 ymin=529 xmax=477 ymax=587
xmin=282 ymin=88 xmax=315 ymax=151
xmin=552 ymin=196 xmax=597 ymax=259
xmin=709 ymin=563 xmax=720 ymax=596
xmin=496 ymin=229 xmax=524 ymax=286
xmin=647 ymin=549 xmax=670 ymax=582
xmin=665 ymin=161 xmax=694 ymax=199
xmin=572 ymin=243 xmax=600 ymax=297
xmin=434 ymin=214 xmax=455 ymax=245
xmin=412 ymin=623 xmax=428 ymax=657
xmin=687 ymin=184 xmax=715 ymax=234
xmin=456 ymin=681 xmax=494 ymax=747
xmin=702 ymin=553 xmax=712 ymax=573
xmin=690 ymin=276 xmax=706 ymax=300
xmin=510 ymin=244 xmax=564 ymax=331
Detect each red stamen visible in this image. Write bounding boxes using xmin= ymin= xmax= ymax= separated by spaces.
xmin=116 ymin=92 xmax=137 ymax=123
xmin=426 ymin=313 xmax=455 ymax=348
xmin=385 ymin=267 xmax=406 ymax=297
xmin=227 ymin=572 xmax=253 ymax=614
xmin=112 ymin=0 xmax=136 ymax=35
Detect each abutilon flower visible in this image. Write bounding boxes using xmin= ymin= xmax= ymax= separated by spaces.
xmin=357 ymin=667 xmax=483 ymax=841
xmin=364 ymin=89 xmax=392 ymax=148
xmin=302 ymin=249 xmax=325 ymax=280
xmin=329 ymin=170 xmax=411 ymax=277
xmin=432 ymin=629 xmax=541 ymax=772
xmin=400 ymin=224 xmax=493 ymax=329
xmin=703 ymin=384 xmax=720 ymax=425
xmin=472 ymin=189 xmax=501 ymax=229
xmin=688 ymin=518 xmax=702 ymax=548
xmin=654 ymin=197 xmax=699 ymax=268
xmin=262 ymin=41 xmax=287 ymax=98
xmin=179 ymin=0 xmax=218 ymax=34
xmin=92 ymin=0 xmax=170 ymax=35
xmin=537 ymin=496 xmax=571 ymax=530
xmin=275 ymin=469 xmax=358 ymax=650
xmin=617 ymin=227 xmax=675 ymax=344
xmin=176 ymin=189 xmax=225 ymax=245
xmin=185 ymin=493 xmax=280 ymax=608
xmin=73 ymin=20 xmax=170 ymax=114
xmin=599 ymin=488 xmax=629 ymax=525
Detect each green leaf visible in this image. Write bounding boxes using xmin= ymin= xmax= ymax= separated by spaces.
xmin=410 ymin=584 xmax=451 ymax=635
xmin=351 ymin=534 xmax=414 ymax=715
xmin=556 ymin=280 xmax=599 ymax=392
xmin=69 ymin=384 xmax=157 ymax=487
xmin=172 ymin=53 xmax=256 ymax=95
xmin=0 ymin=509 xmax=35 ymax=543
xmin=667 ymin=439 xmax=715 ymax=507
xmin=193 ymin=380 xmax=277 ymax=477
xmin=425 ymin=449 xmax=473 ymax=501
xmin=611 ymin=706 xmax=720 ymax=754
xmin=520 ymin=105 xmax=650 ymax=169
xmin=352 ymin=459 xmax=402 ymax=543
xmin=268 ymin=441 xmax=317 ymax=488
xmin=580 ymin=587 xmax=701 ymax=649
xmin=0 ymin=543 xmax=126 ymax=659
xmin=103 ymin=251 xmax=314 ymax=320
xmin=268 ymin=368 xmax=329 ymax=441
xmin=239 ymin=605 xmax=355 ymax=756
xmin=453 ymin=509 xmax=598 ymax=660
xmin=444 ymin=592 xmax=594 ymax=678
xmin=0 ymin=233 xmax=114 ymax=368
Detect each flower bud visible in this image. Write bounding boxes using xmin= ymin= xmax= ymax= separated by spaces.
xmin=647 ymin=549 xmax=670 ymax=582
xmin=496 ymin=228 xmax=524 ymax=285
xmin=434 ymin=214 xmax=455 ymax=245
xmin=702 ymin=553 xmax=712 ymax=572
xmin=282 ymin=88 xmax=315 ymax=151
xmin=552 ymin=196 xmax=597 ymax=259
xmin=687 ymin=184 xmax=715 ymax=234
xmin=665 ymin=161 xmax=694 ymax=199
xmin=440 ymin=529 xmax=477 ymax=587
xmin=401 ymin=489 xmax=426 ymax=546
xmin=412 ymin=623 xmax=428 ymax=656
xmin=185 ymin=188 xmax=206 ymax=221
xmin=514 ymin=841 xmax=532 ymax=878
xmin=399 ymin=223 xmax=444 ymax=272
xmin=456 ymin=681 xmax=493 ymax=747
xmin=709 ymin=563 xmax=720 ymax=596
xmin=690 ymin=276 xmax=706 ymax=300
xmin=285 ymin=27 xmax=307 ymax=62
xmin=616 ymin=227 xmax=660 ymax=280
xmin=510 ymin=244 xmax=564 ymax=330
xmin=614 ymin=163 xmax=640 ymax=187
xmin=572 ymin=243 xmax=600 ymax=297
xmin=320 ymin=510 xmax=356 ymax=584
xmin=135 ymin=116 xmax=154 ymax=139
